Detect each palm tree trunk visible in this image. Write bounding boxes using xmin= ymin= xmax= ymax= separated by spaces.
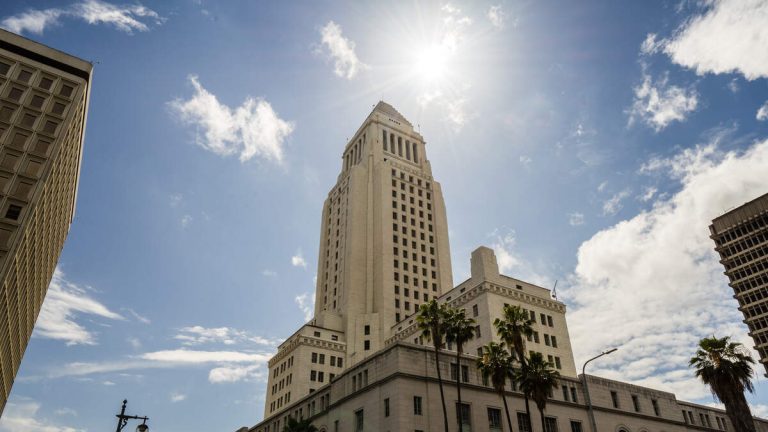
xmin=501 ymin=391 xmax=513 ymax=432
xmin=539 ymin=407 xmax=547 ymax=432
xmin=723 ymin=391 xmax=756 ymax=432
xmin=434 ymin=345 xmax=449 ymax=432
xmin=514 ymin=342 xmax=532 ymax=426
xmin=456 ymin=343 xmax=463 ymax=432
xmin=524 ymin=396 xmax=531 ymax=429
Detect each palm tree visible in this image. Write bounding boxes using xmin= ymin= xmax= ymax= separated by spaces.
xmin=445 ymin=307 xmax=477 ymax=431
xmin=494 ymin=304 xmax=535 ymax=423
xmin=516 ymin=352 xmax=560 ymax=432
xmin=416 ymin=299 xmax=450 ymax=432
xmin=690 ymin=336 xmax=756 ymax=432
xmin=477 ymin=342 xmax=515 ymax=432
xmin=282 ymin=416 xmax=318 ymax=432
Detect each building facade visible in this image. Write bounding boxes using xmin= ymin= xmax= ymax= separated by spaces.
xmin=0 ymin=29 xmax=92 ymax=414
xmin=710 ymin=192 xmax=768 ymax=376
xmin=265 ymin=101 xmax=454 ymax=417
xmin=254 ymin=103 xmax=766 ymax=431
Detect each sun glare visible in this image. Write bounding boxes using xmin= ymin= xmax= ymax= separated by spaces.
xmin=413 ymin=44 xmax=450 ymax=85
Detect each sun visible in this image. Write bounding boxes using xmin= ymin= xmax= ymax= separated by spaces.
xmin=412 ymin=44 xmax=450 ymax=85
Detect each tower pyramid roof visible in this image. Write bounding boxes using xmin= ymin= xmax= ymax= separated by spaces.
xmin=372 ymin=101 xmax=413 ymax=127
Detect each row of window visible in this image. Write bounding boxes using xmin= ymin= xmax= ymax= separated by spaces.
xmin=271 ymin=373 xmax=292 ymax=394
xmin=724 ymin=243 xmax=767 ymax=272
xmin=714 ymin=214 xmax=768 ymax=247
xmin=383 ymin=130 xmax=420 ymax=164
xmin=609 ymin=390 xmax=661 ymax=417
xmin=343 ymin=133 xmax=366 ymax=170
xmin=682 ymin=409 xmax=729 ymax=430
xmin=310 ymin=352 xmax=344 ymax=367
xmin=309 ymin=369 xmax=336 ymax=383
xmin=526 ymin=331 xmax=559 ymax=348
xmin=272 ymin=355 xmax=295 ymax=378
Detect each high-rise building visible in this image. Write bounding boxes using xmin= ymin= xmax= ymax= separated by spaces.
xmin=710 ymin=192 xmax=768 ymax=375
xmin=254 ymin=103 xmax=768 ymax=432
xmin=0 ymin=29 xmax=92 ymax=414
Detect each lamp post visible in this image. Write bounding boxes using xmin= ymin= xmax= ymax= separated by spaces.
xmin=114 ymin=399 xmax=150 ymax=432
xmin=581 ymin=348 xmax=617 ymax=432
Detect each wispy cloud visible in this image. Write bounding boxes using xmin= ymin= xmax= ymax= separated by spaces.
xmin=35 ymin=268 xmax=123 ymax=346
xmin=563 ymin=136 xmax=768 ymax=400
xmin=122 ymin=307 xmax=151 ymax=324
xmin=0 ymin=398 xmax=82 ymax=432
xmin=294 ymin=292 xmax=314 ymax=322
xmin=568 ymin=212 xmax=585 ymax=226
xmin=638 ymin=186 xmax=658 ymax=202
xmin=757 ymin=101 xmax=768 ymax=121
xmin=261 ymin=269 xmax=277 ymax=277
xmin=627 ymin=72 xmax=698 ymax=132
xmin=169 ymin=75 xmax=294 ymax=163
xmin=174 ymin=325 xmax=278 ymax=347
xmin=518 ymin=155 xmax=532 ymax=166
xmin=602 ymin=189 xmax=631 ymax=216
xmin=0 ymin=0 xmax=163 ymax=35
xmin=170 ymin=392 xmax=187 ymax=403
xmin=291 ymin=249 xmax=307 ymax=268
xmin=318 ymin=21 xmax=368 ymax=80
xmin=489 ymin=229 xmax=550 ymax=287
xmin=487 ymin=5 xmax=505 ymax=29
xmin=660 ymin=0 xmax=768 ymax=80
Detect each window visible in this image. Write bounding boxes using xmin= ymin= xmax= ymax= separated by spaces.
xmin=472 ymin=304 xmax=478 ymax=317
xmin=610 ymin=391 xmax=619 ymax=408
xmin=318 ymin=372 xmax=324 ymax=382
xmin=314 ymin=331 xmax=321 ymax=337
xmin=338 ymin=358 xmax=343 ymax=367
xmin=562 ymin=385 xmax=569 ymax=401
xmin=682 ymin=410 xmax=689 ymax=424
xmin=355 ymin=409 xmax=364 ymax=432
xmin=384 ymin=398 xmax=390 ymax=417
xmin=451 ymin=363 xmax=458 ymax=381
xmin=632 ymin=394 xmax=640 ymax=412
xmin=651 ymin=399 xmax=660 ymax=416
xmin=545 ymin=334 xmax=551 ymax=346
xmin=475 ymin=325 xmax=481 ymax=337
xmin=551 ymin=336 xmax=558 ymax=348
xmin=533 ymin=332 xmax=540 ymax=343
xmin=487 ymin=407 xmax=502 ymax=429
xmin=517 ymin=412 xmax=532 ymax=432
xmin=364 ymin=325 xmax=370 ymax=335
xmin=570 ymin=387 xmax=578 ymax=403
xmin=5 ymin=205 xmax=21 ymax=220
xmin=413 ymin=396 xmax=423 ymax=415
xmin=456 ymin=403 xmax=471 ymax=428
xmin=364 ymin=340 xmax=370 ymax=350
xmin=310 ymin=370 xmax=316 ymax=381
xmin=331 ymin=356 xmax=336 ymax=367
xmin=547 ymin=315 xmax=554 ymax=327
xmin=311 ymin=352 xmax=317 ymax=363
xmin=461 ymin=365 xmax=469 ymax=383
xmin=569 ymin=421 xmax=583 ymax=432
xmin=540 ymin=313 xmax=546 ymax=324
xmin=555 ymin=357 xmax=562 ymax=369
xmin=544 ymin=416 xmax=559 ymax=432
xmin=319 ymin=354 xmax=325 ymax=364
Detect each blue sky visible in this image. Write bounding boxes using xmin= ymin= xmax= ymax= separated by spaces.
xmin=1 ymin=1 xmax=768 ymax=431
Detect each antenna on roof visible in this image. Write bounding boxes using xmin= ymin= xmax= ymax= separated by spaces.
xmin=551 ymin=280 xmax=558 ymax=300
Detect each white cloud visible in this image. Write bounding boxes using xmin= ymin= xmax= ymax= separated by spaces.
xmin=597 ymin=181 xmax=608 ymax=193
xmin=180 ymin=214 xmax=193 ymax=228
xmin=0 ymin=398 xmax=82 ymax=432
xmin=563 ymin=136 xmax=768 ymax=400
xmin=53 ymin=408 xmax=76 ymax=417
xmin=122 ymin=307 xmax=151 ymax=324
xmin=602 ymin=189 xmax=631 ymax=216
xmin=170 ymin=392 xmax=187 ymax=403
xmin=662 ymin=0 xmax=768 ymax=80
xmin=169 ymin=193 xmax=183 ymax=207
xmin=127 ymin=337 xmax=141 ymax=349
xmin=35 ymin=268 xmax=123 ymax=346
xmin=102 ymin=380 xmax=115 ymax=386
xmin=319 ymin=21 xmax=368 ymax=80
xmin=261 ymin=269 xmax=277 ymax=277
xmin=209 ymin=364 xmax=263 ymax=383
xmin=628 ymin=72 xmax=698 ymax=132
xmin=489 ymin=229 xmax=550 ymax=287
xmin=291 ymin=249 xmax=307 ymax=268
xmin=0 ymin=0 xmax=162 ymax=35
xmin=169 ymin=75 xmax=294 ymax=163
xmin=294 ymin=292 xmax=314 ymax=322
xmin=757 ymin=101 xmax=768 ymax=121
xmin=174 ymin=325 xmax=279 ymax=347
xmin=568 ymin=212 xmax=585 ymax=226
xmin=519 ymin=155 xmax=532 ymax=166
xmin=727 ymin=78 xmax=739 ymax=93
xmin=487 ymin=5 xmax=505 ymax=29
xmin=638 ymin=186 xmax=658 ymax=202
xmin=640 ymin=33 xmax=662 ymax=55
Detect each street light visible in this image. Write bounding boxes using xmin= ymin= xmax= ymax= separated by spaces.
xmin=114 ymin=399 xmax=150 ymax=432
xmin=581 ymin=348 xmax=617 ymax=432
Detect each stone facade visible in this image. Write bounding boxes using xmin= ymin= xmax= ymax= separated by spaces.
xmin=254 ymin=103 xmax=767 ymax=431
xmin=0 ymin=29 xmax=92 ymax=415
xmin=710 ymin=192 xmax=768 ymax=375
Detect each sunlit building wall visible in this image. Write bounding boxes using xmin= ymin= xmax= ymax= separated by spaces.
xmin=0 ymin=29 xmax=92 ymax=414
